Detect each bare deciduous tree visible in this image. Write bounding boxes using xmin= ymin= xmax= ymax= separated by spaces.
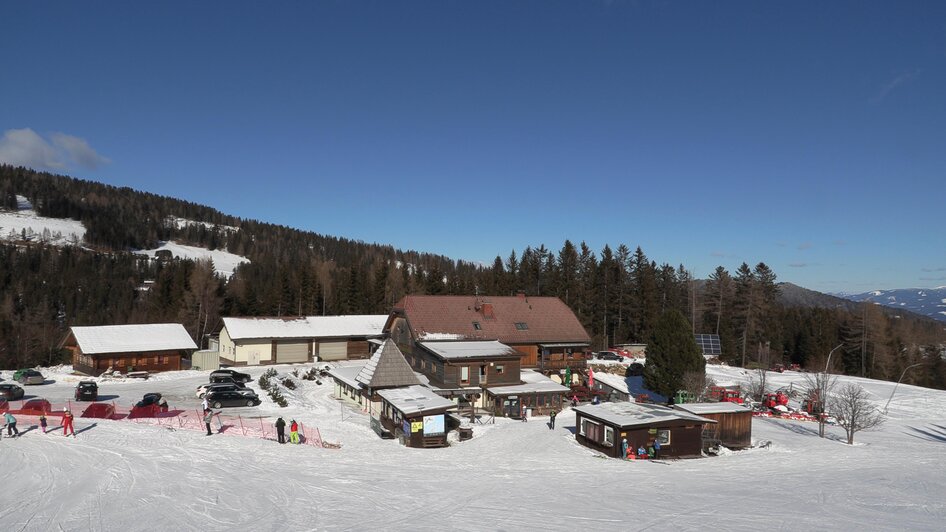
xmin=748 ymin=368 xmax=769 ymax=402
xmin=681 ymin=371 xmax=716 ymax=401
xmin=804 ymin=371 xmax=838 ymax=438
xmin=831 ymin=382 xmax=885 ymax=445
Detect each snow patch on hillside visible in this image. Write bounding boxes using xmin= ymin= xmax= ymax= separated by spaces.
xmin=134 ymin=241 xmax=249 ymax=279
xmin=0 ymin=195 xmax=86 ymax=245
xmin=167 ymin=216 xmax=239 ymax=233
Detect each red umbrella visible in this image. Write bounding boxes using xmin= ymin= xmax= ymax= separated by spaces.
xmin=588 ymin=367 xmax=595 ymax=388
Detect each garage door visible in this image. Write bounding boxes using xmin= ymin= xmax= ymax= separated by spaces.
xmin=318 ymin=341 xmax=348 ymax=361
xmin=275 ymin=340 xmax=310 ymax=364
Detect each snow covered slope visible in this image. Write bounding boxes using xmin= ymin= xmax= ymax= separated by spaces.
xmin=840 ymin=287 xmax=946 ymax=322
xmin=134 ymin=241 xmax=249 ymax=279
xmin=0 ymin=195 xmax=85 ymax=245
xmin=2 ymin=365 xmax=945 ymax=531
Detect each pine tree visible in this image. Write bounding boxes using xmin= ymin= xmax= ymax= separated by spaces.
xmin=643 ymin=309 xmax=706 ymax=398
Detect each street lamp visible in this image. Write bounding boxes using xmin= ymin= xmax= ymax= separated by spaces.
xmin=824 ymin=343 xmax=844 ymax=374
xmin=883 ymin=363 xmax=927 ymax=415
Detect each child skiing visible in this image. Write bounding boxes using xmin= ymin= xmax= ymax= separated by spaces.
xmin=62 ymin=408 xmax=75 ymax=437
xmin=4 ymin=412 xmax=19 ymax=437
xmin=39 ymin=413 xmax=48 ymax=434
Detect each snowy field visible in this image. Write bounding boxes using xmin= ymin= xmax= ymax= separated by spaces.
xmin=2 ymin=364 xmax=945 ymax=531
xmin=0 ymin=195 xmax=86 ymax=245
xmin=133 ymin=241 xmax=250 ymax=279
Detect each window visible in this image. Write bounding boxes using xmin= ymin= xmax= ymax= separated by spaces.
xmin=604 ymin=426 xmax=615 ymax=447
xmin=479 ymin=366 xmax=487 ymax=379
xmin=495 ymin=365 xmax=504 ymax=375
xmin=657 ymin=429 xmax=671 ymax=445
xmin=580 ymin=418 xmax=602 ymax=442
xmin=472 ymin=321 xmax=481 ymax=330
xmin=460 ymin=366 xmax=469 ymax=384
xmin=515 ymin=322 xmax=529 ymax=330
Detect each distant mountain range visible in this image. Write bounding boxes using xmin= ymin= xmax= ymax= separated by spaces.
xmin=835 ymin=288 xmax=946 ymax=323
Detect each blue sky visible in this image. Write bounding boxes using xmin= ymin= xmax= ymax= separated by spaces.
xmin=1 ymin=1 xmax=944 ymax=293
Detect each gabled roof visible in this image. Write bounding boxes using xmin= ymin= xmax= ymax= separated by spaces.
xmin=389 ymin=295 xmax=591 ymax=345
xmin=418 ymin=340 xmax=522 ymax=361
xmin=222 ymin=315 xmax=387 ymax=340
xmin=574 ymin=402 xmax=716 ymax=429
xmin=355 ymin=339 xmax=420 ymax=389
xmin=67 ymin=324 xmax=197 ymax=354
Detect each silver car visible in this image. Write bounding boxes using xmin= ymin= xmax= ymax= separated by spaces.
xmin=15 ymin=369 xmax=44 ymax=385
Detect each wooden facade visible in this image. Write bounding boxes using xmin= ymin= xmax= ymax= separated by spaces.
xmin=376 ymin=386 xmax=455 ymax=448
xmin=674 ymin=404 xmax=753 ymax=450
xmin=574 ymin=404 xmax=713 ymax=459
xmin=70 ymin=349 xmax=183 ymax=376
xmin=485 ymin=388 xmax=564 ymax=418
xmin=407 ymin=345 xmax=521 ymax=390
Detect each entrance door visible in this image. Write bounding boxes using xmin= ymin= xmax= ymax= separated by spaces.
xmin=503 ymin=397 xmax=520 ymax=418
xmin=249 ymin=351 xmax=260 ymax=365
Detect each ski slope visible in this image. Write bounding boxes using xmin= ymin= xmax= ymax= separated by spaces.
xmin=1 ymin=365 xmax=945 ymax=531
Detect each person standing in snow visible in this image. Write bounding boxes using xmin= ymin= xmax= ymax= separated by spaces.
xmin=520 ymin=404 xmax=527 ymax=422
xmin=275 ymin=416 xmax=286 ymax=444
xmin=62 ymin=408 xmax=75 ymax=437
xmin=201 ymin=396 xmax=209 ymax=412
xmin=549 ymin=410 xmax=557 ymax=430
xmin=39 ymin=413 xmax=48 ymax=434
xmin=289 ymin=419 xmax=299 ymax=444
xmin=203 ymin=409 xmax=214 ymax=436
xmin=653 ymin=438 xmax=661 ymax=459
xmin=4 ymin=412 xmax=19 ymax=437
xmin=621 ymin=438 xmax=629 ymax=459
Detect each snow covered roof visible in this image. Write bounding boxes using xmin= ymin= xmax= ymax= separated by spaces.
xmin=574 ymin=402 xmax=716 ymax=428
xmin=222 ymin=315 xmax=387 ymax=340
xmin=68 ymin=324 xmax=197 ymax=354
xmin=355 ymin=339 xmax=420 ymax=389
xmin=418 ymin=340 xmax=521 ymax=360
xmin=674 ymin=402 xmax=752 ymax=415
xmin=327 ymin=363 xmax=367 ymax=390
xmin=376 ymin=385 xmax=456 ymax=415
xmin=592 ymin=372 xmax=630 ymax=395
xmin=486 ymin=369 xmax=570 ymax=395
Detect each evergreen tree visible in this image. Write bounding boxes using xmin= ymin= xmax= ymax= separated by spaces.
xmin=642 ymin=309 xmax=706 ymax=398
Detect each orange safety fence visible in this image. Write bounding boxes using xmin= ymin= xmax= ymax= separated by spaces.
xmin=0 ymin=398 xmax=339 ymax=448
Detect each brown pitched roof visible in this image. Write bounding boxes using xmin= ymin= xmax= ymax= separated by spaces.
xmin=390 ymin=295 xmax=591 ymax=345
xmin=356 ymin=339 xmax=420 ymax=389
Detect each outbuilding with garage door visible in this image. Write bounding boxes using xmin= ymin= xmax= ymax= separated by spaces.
xmin=218 ymin=315 xmax=387 ymax=366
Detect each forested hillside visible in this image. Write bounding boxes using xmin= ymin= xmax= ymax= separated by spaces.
xmin=1 ymin=164 xmax=944 ymax=388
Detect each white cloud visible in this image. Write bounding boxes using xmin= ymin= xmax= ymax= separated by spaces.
xmin=51 ymin=132 xmax=111 ymax=169
xmin=0 ymin=128 xmax=109 ymax=171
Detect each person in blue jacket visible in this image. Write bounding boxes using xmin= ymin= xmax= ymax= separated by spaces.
xmin=653 ymin=438 xmax=661 ymax=459
xmin=3 ymin=412 xmax=19 ymax=437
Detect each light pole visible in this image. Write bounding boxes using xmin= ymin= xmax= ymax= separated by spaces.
xmin=883 ymin=363 xmax=926 ymax=415
xmin=824 ymin=343 xmax=844 ymax=374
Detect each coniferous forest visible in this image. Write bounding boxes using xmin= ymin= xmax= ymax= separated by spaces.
xmin=2 ymin=164 xmax=944 ymax=388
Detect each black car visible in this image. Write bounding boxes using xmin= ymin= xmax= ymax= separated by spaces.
xmin=135 ymin=392 xmax=163 ymax=408
xmin=209 ymin=369 xmax=252 ymax=384
xmin=205 ymin=390 xmax=261 ymax=408
xmin=0 ymin=383 xmax=25 ymax=400
xmin=75 ymin=381 xmax=98 ymax=401
xmin=595 ymin=351 xmax=624 ymax=361
xmin=208 ymin=375 xmax=248 ymax=386
xmin=196 ymin=382 xmax=248 ymax=398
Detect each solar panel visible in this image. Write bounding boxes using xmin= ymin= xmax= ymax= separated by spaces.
xmin=694 ymin=334 xmax=722 ymax=356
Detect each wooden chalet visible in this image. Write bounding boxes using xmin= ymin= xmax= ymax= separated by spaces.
xmin=377 ymin=385 xmax=456 ymax=448
xmin=384 ymin=294 xmax=591 ymax=370
xmin=673 ymin=402 xmax=753 ymax=450
xmin=482 ymin=369 xmax=569 ymax=418
xmin=574 ymin=402 xmax=715 ymax=459
xmin=218 ymin=315 xmax=386 ymax=366
xmin=353 ymin=339 xmax=429 ymax=440
xmin=62 ymin=323 xmax=197 ymax=376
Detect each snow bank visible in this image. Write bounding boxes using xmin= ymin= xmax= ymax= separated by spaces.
xmin=134 ymin=240 xmax=249 ymax=279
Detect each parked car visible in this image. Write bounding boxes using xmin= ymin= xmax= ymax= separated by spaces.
xmin=205 ymin=389 xmax=261 ymax=408
xmin=75 ymin=381 xmax=99 ymax=401
xmin=196 ymin=382 xmax=248 ymax=398
xmin=135 ymin=393 xmax=165 ymax=409
xmin=209 ymin=369 xmax=252 ymax=384
xmin=208 ymin=375 xmax=250 ymax=386
xmin=594 ymin=351 xmax=624 ymax=361
xmin=14 ymin=369 xmax=45 ymax=385
xmin=0 ymin=383 xmax=25 ymax=401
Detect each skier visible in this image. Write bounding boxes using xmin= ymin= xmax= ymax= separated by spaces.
xmin=275 ymin=416 xmax=286 ymax=444
xmin=520 ymin=404 xmax=527 ymax=422
xmin=62 ymin=408 xmax=75 ymax=437
xmin=653 ymin=438 xmax=661 ymax=459
xmin=203 ymin=409 xmax=214 ymax=436
xmin=549 ymin=410 xmax=557 ymax=430
xmin=201 ymin=396 xmax=209 ymax=412
xmin=289 ymin=419 xmax=299 ymax=444
xmin=4 ymin=412 xmax=19 ymax=437
xmin=39 ymin=413 xmax=48 ymax=434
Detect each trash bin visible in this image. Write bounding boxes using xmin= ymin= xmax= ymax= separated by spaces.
xmin=458 ymin=426 xmax=473 ymax=441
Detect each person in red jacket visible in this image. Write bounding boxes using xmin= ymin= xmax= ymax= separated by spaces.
xmin=289 ymin=419 xmax=299 ymax=444
xmin=62 ymin=408 xmax=75 ymax=437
